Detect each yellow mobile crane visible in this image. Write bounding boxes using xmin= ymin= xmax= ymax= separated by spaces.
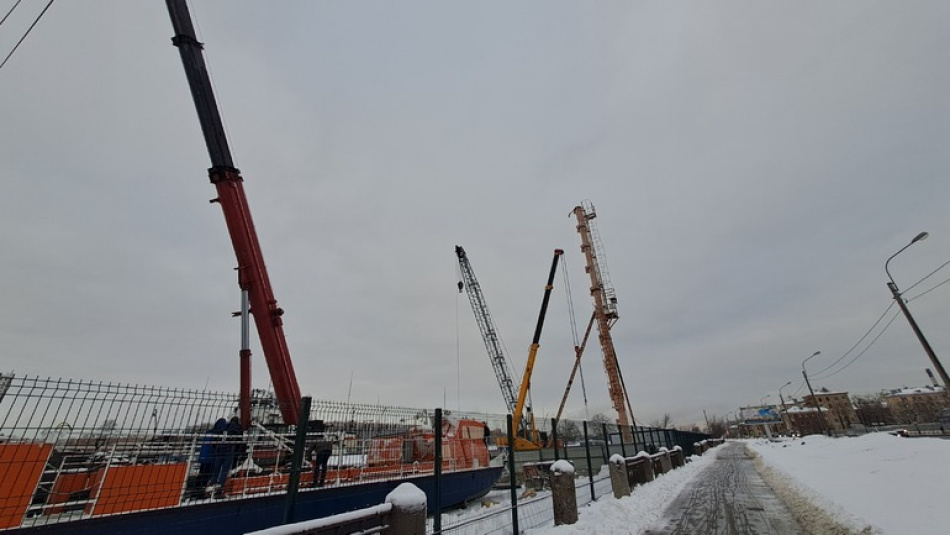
xmin=456 ymin=247 xmax=563 ymax=451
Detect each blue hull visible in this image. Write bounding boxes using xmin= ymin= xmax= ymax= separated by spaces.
xmin=13 ymin=467 xmax=502 ymax=534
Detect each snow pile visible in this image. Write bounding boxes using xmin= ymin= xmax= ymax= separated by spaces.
xmin=524 ymin=449 xmax=719 ymax=534
xmin=551 ymin=460 xmax=575 ymax=476
xmin=748 ymin=433 xmax=950 ymax=535
xmin=385 ymin=482 xmax=427 ymax=513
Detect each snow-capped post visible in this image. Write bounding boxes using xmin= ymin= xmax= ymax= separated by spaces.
xmin=670 ymin=445 xmax=685 ymax=468
xmin=631 ymin=451 xmax=655 ymax=485
xmin=583 ymin=421 xmax=595 ymax=501
xmin=433 ymin=408 xmax=442 ymax=534
xmin=284 ymin=395 xmax=312 ymax=524
xmin=608 ymin=454 xmax=631 ymax=498
xmin=506 ymin=414 xmax=519 ymax=535
xmin=385 ymin=483 xmax=427 ymax=535
xmin=657 ymin=447 xmax=672 ymax=474
xmin=551 ymin=460 xmax=578 ymax=525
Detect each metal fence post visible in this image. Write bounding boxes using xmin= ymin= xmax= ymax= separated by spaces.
xmin=434 ymin=408 xmax=442 ymax=534
xmin=619 ymin=424 xmax=627 ymax=458
xmin=552 ymin=418 xmax=559 ymax=461
xmin=582 ymin=421 xmax=595 ymax=501
xmin=601 ymin=423 xmax=610 ymax=464
xmin=507 ymin=414 xmax=519 ymax=535
xmin=284 ymin=395 xmax=312 ymax=524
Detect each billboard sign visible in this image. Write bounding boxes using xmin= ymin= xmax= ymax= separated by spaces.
xmin=740 ymin=405 xmax=782 ymax=425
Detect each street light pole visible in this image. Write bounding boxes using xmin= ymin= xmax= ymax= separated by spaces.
xmin=759 ymin=394 xmax=773 ymax=439
xmin=885 ymin=232 xmax=950 ymax=390
xmin=801 ymin=351 xmax=828 ymax=434
xmin=778 ymin=381 xmax=792 ymax=434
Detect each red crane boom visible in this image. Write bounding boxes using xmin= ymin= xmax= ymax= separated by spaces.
xmin=166 ymin=0 xmax=301 ymax=425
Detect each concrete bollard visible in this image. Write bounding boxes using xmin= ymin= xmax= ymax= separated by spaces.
xmin=657 ymin=448 xmax=673 ymax=473
xmin=692 ymin=442 xmax=703 ymax=456
xmin=550 ymin=460 xmax=578 ymax=526
xmin=385 ymin=483 xmax=426 ymax=535
xmin=608 ymin=454 xmax=631 ymax=499
xmin=630 ymin=452 xmax=654 ymax=485
xmin=670 ymin=446 xmax=685 ymax=468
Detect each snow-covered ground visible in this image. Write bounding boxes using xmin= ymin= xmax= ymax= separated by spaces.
xmin=747 ymin=433 xmax=950 ymax=535
xmin=517 ymin=433 xmax=949 ymax=534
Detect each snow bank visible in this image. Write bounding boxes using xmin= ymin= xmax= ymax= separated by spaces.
xmin=749 ymin=433 xmax=950 ymax=535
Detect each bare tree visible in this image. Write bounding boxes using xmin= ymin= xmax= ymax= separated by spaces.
xmin=588 ymin=413 xmax=612 ymax=440
xmin=706 ymin=416 xmax=727 ymax=437
xmin=648 ymin=413 xmax=673 ymax=429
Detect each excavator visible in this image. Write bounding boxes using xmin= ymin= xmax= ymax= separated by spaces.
xmin=456 ymin=247 xmax=563 ymax=450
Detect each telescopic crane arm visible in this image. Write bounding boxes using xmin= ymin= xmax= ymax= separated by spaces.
xmin=166 ymin=0 xmax=301 ymax=425
xmin=510 ymin=249 xmax=564 ymax=445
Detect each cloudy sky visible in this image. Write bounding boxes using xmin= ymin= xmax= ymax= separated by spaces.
xmin=2 ymin=1 xmax=949 ymax=429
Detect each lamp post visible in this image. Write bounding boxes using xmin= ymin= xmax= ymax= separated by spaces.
xmin=778 ymin=381 xmax=792 ymax=434
xmin=885 ymin=232 xmax=950 ymax=390
xmin=801 ymin=351 xmax=828 ymax=434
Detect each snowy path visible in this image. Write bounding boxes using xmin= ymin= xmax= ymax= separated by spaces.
xmin=642 ymin=442 xmax=804 ymax=535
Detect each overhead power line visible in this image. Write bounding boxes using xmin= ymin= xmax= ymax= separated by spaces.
xmin=811 ymin=302 xmax=896 ymax=377
xmin=812 ymin=310 xmax=901 ymax=381
xmin=807 ymin=256 xmax=950 ymax=383
xmin=907 ymin=275 xmax=950 ymax=302
xmin=903 ymin=257 xmax=950 ymax=294
xmin=0 ymin=0 xmax=56 ymax=73
xmin=0 ymin=0 xmax=25 ymax=28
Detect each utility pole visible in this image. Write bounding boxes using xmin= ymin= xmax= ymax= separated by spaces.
xmin=801 ymin=351 xmax=828 ymax=434
xmin=885 ymin=232 xmax=950 ymax=390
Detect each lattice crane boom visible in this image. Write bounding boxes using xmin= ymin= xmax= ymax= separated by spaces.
xmin=572 ymin=201 xmax=635 ymax=439
xmin=455 ymin=246 xmax=519 ymax=415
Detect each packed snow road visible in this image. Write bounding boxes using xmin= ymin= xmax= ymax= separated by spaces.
xmin=642 ymin=442 xmax=804 ymax=535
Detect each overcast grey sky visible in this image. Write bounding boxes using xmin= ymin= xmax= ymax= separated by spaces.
xmin=2 ymin=1 xmax=949 ymax=428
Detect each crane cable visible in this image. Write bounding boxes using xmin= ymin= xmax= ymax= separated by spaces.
xmin=560 ymin=254 xmax=590 ymax=420
xmin=0 ymin=0 xmax=55 ymax=72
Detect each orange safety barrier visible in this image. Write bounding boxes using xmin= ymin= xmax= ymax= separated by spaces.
xmin=0 ymin=443 xmax=53 ymax=529
xmin=91 ymin=463 xmax=188 ymax=516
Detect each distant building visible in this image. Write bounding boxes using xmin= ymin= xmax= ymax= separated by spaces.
xmin=801 ymin=390 xmax=858 ymax=431
xmin=853 ymin=400 xmax=895 ymax=427
xmin=884 ymin=386 xmax=949 ymax=424
xmin=784 ymin=406 xmax=826 ymax=436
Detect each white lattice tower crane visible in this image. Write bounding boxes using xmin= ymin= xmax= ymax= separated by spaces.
xmin=572 ymin=201 xmax=637 ymax=441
